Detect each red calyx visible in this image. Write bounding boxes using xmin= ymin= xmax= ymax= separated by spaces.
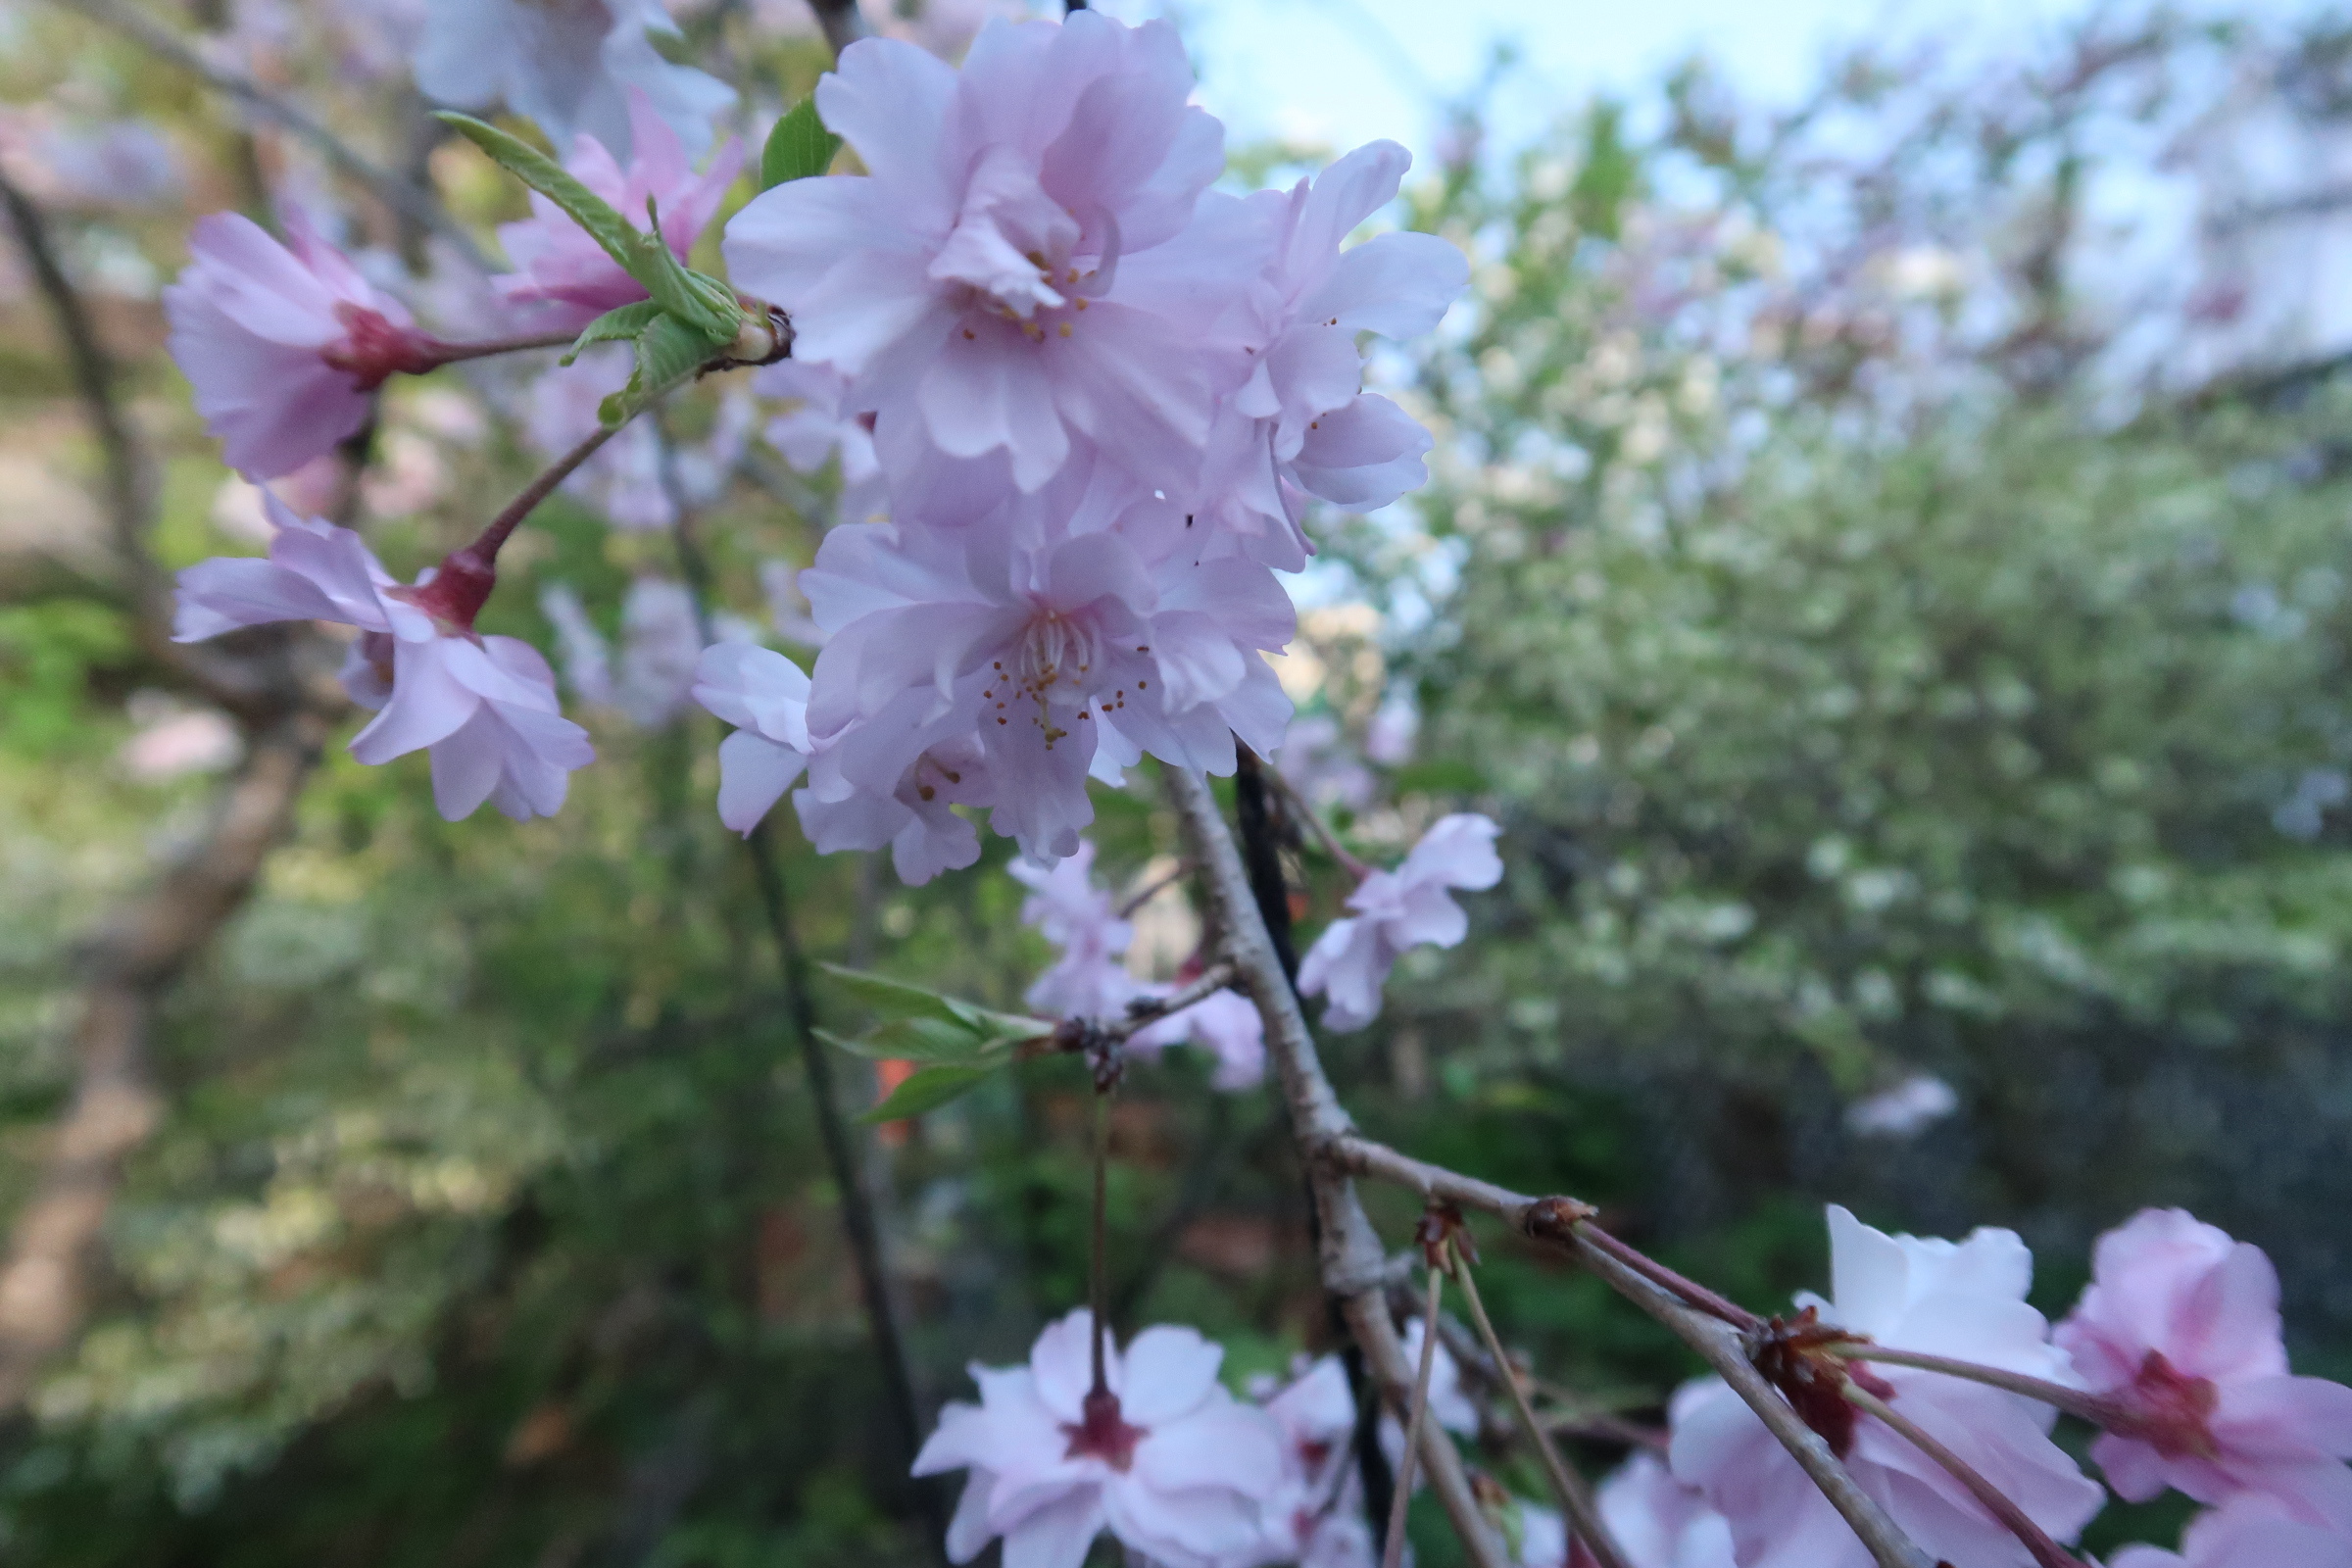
xmin=1061 ymin=1388 xmax=1147 ymax=1473
xmin=2110 ymin=1351 xmax=2222 ymax=1460
xmin=1750 ymin=1307 xmax=1886 ymax=1458
xmin=389 ymin=546 xmax=497 ymax=634
xmin=321 ymin=304 xmax=445 ymax=391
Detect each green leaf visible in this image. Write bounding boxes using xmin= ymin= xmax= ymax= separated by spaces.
xmin=596 ymin=313 xmax=728 ymax=427
xmin=819 ymin=963 xmax=1054 ymax=1046
xmin=633 ymin=197 xmax=741 ymax=339
xmin=818 ymin=1018 xmax=1005 ymax=1066
xmin=436 ymin=113 xmax=644 ymax=275
xmin=562 ymin=301 xmax=668 ymax=365
xmin=857 ymin=1062 xmax=1001 ymax=1124
xmin=761 ymin=97 xmax=843 ymax=189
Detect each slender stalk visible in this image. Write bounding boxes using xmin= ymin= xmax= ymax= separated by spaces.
xmin=1089 ymin=1087 xmax=1111 ymax=1396
xmin=1827 ymin=1345 xmax=2118 ymax=1426
xmin=1842 ymin=1383 xmax=2088 ymax=1568
xmin=807 ymin=0 xmax=870 ymax=55
xmin=1448 ymin=1240 xmax=1633 ymax=1568
xmin=1382 ymin=1262 xmax=1447 ymax=1568
xmin=1116 ymin=858 xmax=1195 ymax=919
xmin=420 ymin=329 xmax=582 ymax=367
xmin=1573 ymin=1225 xmax=1763 ymax=1334
xmin=1263 ymin=762 xmax=1373 ymax=878
xmin=472 ymin=423 xmax=619 ymax=563
xmin=1105 ymin=963 xmax=1239 ymax=1042
xmin=51 ymin=0 xmax=490 ymax=268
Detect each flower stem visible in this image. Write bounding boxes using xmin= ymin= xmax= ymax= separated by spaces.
xmin=1575 ymin=1224 xmax=1764 ymax=1334
xmin=1383 ymin=1261 xmax=1447 ymax=1568
xmin=1450 ymin=1237 xmax=1635 ymax=1568
xmin=1825 ymin=1345 xmax=2118 ymax=1426
xmin=1263 ymin=760 xmax=1374 ymax=878
xmin=1090 ymin=1084 xmax=1111 ymax=1399
xmin=418 ymin=328 xmax=581 ymax=367
xmin=471 ymin=423 xmax=617 ymax=564
xmin=1840 ymin=1382 xmax=2089 ymax=1568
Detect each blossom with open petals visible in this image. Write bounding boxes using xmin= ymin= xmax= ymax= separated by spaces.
xmin=415 ymin=0 xmax=732 ymax=158
xmin=165 ymin=211 xmax=428 ymax=477
xmin=491 ymin=88 xmax=744 ymax=330
xmin=1669 ymin=1205 xmax=2103 ymax=1568
xmin=1298 ymin=813 xmax=1502 ymax=1031
xmin=1011 ymin=839 xmax=1144 ymax=1020
xmin=2109 ymin=1493 xmax=2352 ymax=1568
xmin=174 ymin=494 xmax=591 ymax=819
xmin=724 ymin=11 xmax=1254 ymax=509
xmin=914 ymin=1307 xmax=1287 ymax=1568
xmin=1596 ymin=1453 xmax=1738 ymax=1568
xmin=2057 ymin=1208 xmax=2352 ymax=1529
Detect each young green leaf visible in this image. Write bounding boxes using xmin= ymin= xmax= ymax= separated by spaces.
xmin=761 ymin=98 xmax=843 ymax=189
xmin=858 ymin=1062 xmax=1001 ymax=1124
xmin=634 ymin=197 xmax=740 ymax=340
xmin=436 ymin=113 xmax=644 ymax=274
xmin=818 ymin=1018 xmax=1005 ymax=1066
xmin=818 ymin=963 xmax=1054 ymax=1045
xmin=596 ymin=313 xmax=728 ymax=427
xmin=563 ymin=301 xmax=668 ymax=365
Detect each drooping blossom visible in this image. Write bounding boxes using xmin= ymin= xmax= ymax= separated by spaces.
xmin=797 ymin=488 xmax=1294 ymax=863
xmin=1669 ymin=1206 xmax=2103 ymax=1568
xmin=414 ymin=0 xmax=733 ymax=158
xmin=527 ymin=345 xmax=675 ymax=529
xmin=795 ymin=720 xmax=991 ymax=885
xmin=1595 ymin=1453 xmax=1738 ymax=1568
xmin=2109 ymin=1493 xmax=2352 ymax=1568
xmin=723 ymin=12 xmax=1250 ymax=509
xmin=1256 ymin=1354 xmax=1371 ymax=1567
xmin=2056 ymin=1208 xmax=2352 ymax=1530
xmin=1188 ymin=140 xmax=1467 ymax=569
xmin=690 ymin=642 xmax=812 ymax=834
xmin=1009 ymin=840 xmax=1142 ymax=1021
xmin=1298 ymin=813 xmax=1503 ymax=1031
xmin=913 ymin=1307 xmax=1288 ymax=1568
xmin=492 ymin=87 xmax=745 ymax=331
xmin=164 ymin=211 xmax=431 ymax=477
xmin=174 ymin=493 xmax=593 ymax=820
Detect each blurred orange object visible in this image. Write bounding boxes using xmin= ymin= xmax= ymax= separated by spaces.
xmin=873 ymin=1057 xmax=916 ymax=1147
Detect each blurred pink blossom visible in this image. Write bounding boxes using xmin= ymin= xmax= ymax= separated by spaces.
xmin=415 ymin=0 xmax=733 ymax=158
xmin=2109 ymin=1493 xmax=2352 ymax=1568
xmin=1298 ymin=813 xmax=1502 ymax=1031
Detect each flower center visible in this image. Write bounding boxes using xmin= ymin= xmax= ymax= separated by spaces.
xmin=321 ymin=305 xmax=440 ymax=391
xmin=2113 ymin=1351 xmax=2222 ymax=1460
xmin=1061 ymin=1388 xmax=1146 ymax=1473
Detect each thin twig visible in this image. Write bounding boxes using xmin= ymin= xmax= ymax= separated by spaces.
xmin=1382 ymin=1262 xmax=1446 ymax=1568
xmin=1827 ymin=1344 xmax=2115 ymax=1426
xmin=1263 ymin=760 xmax=1372 ymax=878
xmin=1116 ymin=858 xmax=1194 ymax=919
xmin=807 ymin=0 xmax=870 ymax=58
xmin=50 ymin=0 xmax=491 ymax=269
xmin=1448 ymin=1238 xmax=1633 ymax=1568
xmin=1842 ymin=1383 xmax=2088 ymax=1568
xmin=1089 ymin=1087 xmax=1111 ymax=1395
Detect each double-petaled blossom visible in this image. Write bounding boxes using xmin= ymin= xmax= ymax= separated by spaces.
xmin=1190 ymin=140 xmax=1466 ymax=570
xmin=798 ymin=488 xmax=1293 ymax=864
xmin=165 ymin=211 xmax=431 ymax=477
xmin=2057 ymin=1208 xmax=2352 ymax=1530
xmin=492 ymin=88 xmax=745 ymax=330
xmin=690 ymin=642 xmax=813 ymax=835
xmin=2109 ymin=1494 xmax=2352 ymax=1568
xmin=795 ymin=721 xmax=992 ymax=885
xmin=174 ymin=494 xmax=592 ymax=820
xmin=1298 ymin=813 xmax=1503 ymax=1031
xmin=913 ymin=1308 xmax=1288 ymax=1568
xmin=723 ymin=13 xmax=1249 ymax=512
xmin=1669 ymin=1205 xmax=2104 ymax=1568
xmin=414 ymin=0 xmax=733 ymax=159
xmin=757 ymin=360 xmax=888 ymax=526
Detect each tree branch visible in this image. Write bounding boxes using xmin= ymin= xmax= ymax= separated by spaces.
xmin=807 ymin=0 xmax=872 ymax=58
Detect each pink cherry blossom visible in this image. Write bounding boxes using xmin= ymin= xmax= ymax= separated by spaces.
xmin=1669 ymin=1205 xmax=2104 ymax=1568
xmin=174 ymin=494 xmax=592 ymax=820
xmin=1595 ymin=1453 xmax=1738 ymax=1568
xmin=690 ymin=642 xmax=812 ymax=834
xmin=913 ymin=1307 xmax=1288 ymax=1568
xmin=722 ymin=12 xmax=1252 ymax=508
xmin=756 ymin=360 xmax=888 ymax=527
xmin=415 ymin=0 xmax=733 ymax=159
xmin=2108 ymin=1494 xmax=2352 ymax=1568
xmin=1191 ymin=140 xmax=1466 ymax=569
xmin=164 ymin=211 xmax=428 ymax=477
xmin=2057 ymin=1208 xmax=2352 ymax=1530
xmin=1298 ymin=813 xmax=1503 ymax=1031
xmin=1011 ymin=840 xmax=1144 ymax=1020
xmin=797 ymin=488 xmax=1294 ymax=862
xmin=1251 ymin=1354 xmax=1377 ymax=1568
xmin=794 ymin=725 xmax=991 ymax=885
xmin=492 ymin=88 xmax=745 ymax=331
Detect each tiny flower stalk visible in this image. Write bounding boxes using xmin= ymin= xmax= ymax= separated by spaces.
xmin=1840 ymin=1381 xmax=2092 ymax=1568
xmin=399 ymin=423 xmax=624 ymax=634
xmin=1381 ymin=1245 xmax=1448 ymax=1568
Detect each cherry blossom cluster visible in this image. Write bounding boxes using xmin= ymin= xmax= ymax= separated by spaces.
xmin=913 ymin=1204 xmax=2352 ymax=1568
